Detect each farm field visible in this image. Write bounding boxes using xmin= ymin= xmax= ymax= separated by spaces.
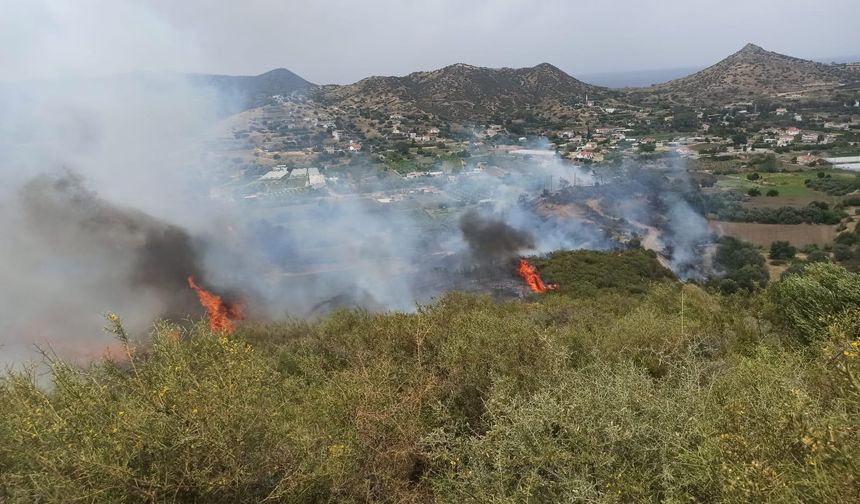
xmin=715 ymin=169 xmax=856 ymax=198
xmin=708 ymin=220 xmax=838 ymax=247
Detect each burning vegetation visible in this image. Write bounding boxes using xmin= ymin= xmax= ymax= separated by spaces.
xmin=517 ymin=258 xmax=559 ymax=293
xmin=3 ymin=263 xmax=858 ymax=502
xmin=187 ymin=276 xmax=245 ymax=332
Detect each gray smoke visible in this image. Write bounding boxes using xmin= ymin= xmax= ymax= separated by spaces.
xmin=459 ymin=210 xmax=535 ymax=264
xmin=18 ymin=171 xmax=213 ymax=317
xmin=0 ymin=16 xmax=713 ymax=366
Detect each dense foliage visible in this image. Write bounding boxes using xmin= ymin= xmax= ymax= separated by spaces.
xmin=711 ymin=236 xmax=769 ymax=293
xmin=1 ymin=258 xmax=859 ymax=503
xmin=833 ymin=222 xmax=860 ymax=272
xmin=716 ymin=200 xmax=845 ymax=225
xmin=769 ymin=240 xmax=796 ymax=260
xmin=806 ymin=176 xmax=860 ymax=196
xmin=530 ymin=248 xmax=675 ymax=297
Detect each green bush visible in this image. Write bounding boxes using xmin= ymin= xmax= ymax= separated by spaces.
xmin=1 ymin=261 xmax=859 ymax=502
xmin=769 ymin=240 xmax=796 ymax=260
xmin=531 ymin=249 xmax=675 ymax=298
xmin=713 ymin=237 xmax=769 ymax=292
xmin=767 ymin=263 xmax=860 ymax=343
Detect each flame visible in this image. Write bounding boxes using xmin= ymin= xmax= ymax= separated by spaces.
xmin=187 ymin=276 xmax=245 ymax=332
xmin=517 ymin=259 xmax=559 ymax=294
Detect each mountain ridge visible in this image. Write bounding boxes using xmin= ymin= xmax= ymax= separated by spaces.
xmin=626 ymin=43 xmax=860 ymax=104
xmin=316 ymin=62 xmax=610 ymax=120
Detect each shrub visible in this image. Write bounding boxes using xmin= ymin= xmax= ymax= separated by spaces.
xmin=808 ymin=250 xmax=831 ymax=263
xmin=747 ymin=188 xmax=762 ymax=197
xmin=769 ymin=241 xmax=796 ymax=260
xmin=835 ymin=232 xmax=859 ymax=246
xmin=1 ymin=261 xmax=859 ymax=501
xmin=531 ymin=249 xmax=675 ymax=298
xmin=713 ymin=237 xmax=769 ymax=291
xmin=767 ymin=263 xmax=860 ymax=343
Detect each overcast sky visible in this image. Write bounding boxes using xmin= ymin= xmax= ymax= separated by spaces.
xmin=2 ymin=0 xmax=859 ymax=84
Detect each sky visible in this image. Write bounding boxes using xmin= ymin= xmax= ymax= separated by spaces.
xmin=2 ymin=0 xmax=860 ymax=84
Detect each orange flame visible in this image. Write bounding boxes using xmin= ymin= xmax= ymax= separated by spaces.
xmin=187 ymin=276 xmax=245 ymax=332
xmin=517 ymin=259 xmax=559 ymax=294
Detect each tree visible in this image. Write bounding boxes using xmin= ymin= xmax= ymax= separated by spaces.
xmin=807 ymin=250 xmax=830 ymax=263
xmin=835 ymin=232 xmax=858 ymax=246
xmin=672 ymin=106 xmax=698 ymax=131
xmin=393 ymin=142 xmax=411 ymax=156
xmin=712 ymin=237 xmax=769 ymax=292
xmin=769 ymin=241 xmax=796 ymax=260
xmin=833 ymin=243 xmax=854 ymax=262
xmin=767 ymin=263 xmax=860 ymax=343
xmin=761 ymin=154 xmax=779 ymax=173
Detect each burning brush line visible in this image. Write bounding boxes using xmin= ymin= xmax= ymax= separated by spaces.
xmin=187 ymin=276 xmax=245 ymax=332
xmin=517 ymin=259 xmax=559 ymax=294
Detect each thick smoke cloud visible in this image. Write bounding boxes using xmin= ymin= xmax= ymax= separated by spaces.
xmin=19 ymin=171 xmax=209 ymax=316
xmin=459 ymin=210 xmax=535 ymax=265
xmin=0 ymin=26 xmax=237 ymax=365
xmin=0 ymin=3 xmax=716 ymax=367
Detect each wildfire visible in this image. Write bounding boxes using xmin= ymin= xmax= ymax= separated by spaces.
xmin=187 ymin=276 xmax=245 ymax=332
xmin=517 ymin=259 xmax=559 ymax=294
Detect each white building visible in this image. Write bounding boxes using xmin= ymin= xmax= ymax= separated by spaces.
xmin=259 ymin=165 xmax=289 ymax=181
xmin=801 ymin=133 xmax=819 ymax=144
xmin=308 ymin=167 xmax=326 ymax=188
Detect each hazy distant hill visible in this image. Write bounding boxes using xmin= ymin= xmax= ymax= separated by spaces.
xmin=317 ymin=63 xmax=610 ymax=121
xmin=628 ymin=43 xmax=860 ymax=104
xmin=8 ymin=44 xmax=857 ymax=121
xmin=190 ymin=68 xmax=316 ymax=112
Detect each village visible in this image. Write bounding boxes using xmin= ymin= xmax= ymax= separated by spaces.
xmin=210 ymin=91 xmax=860 ymax=201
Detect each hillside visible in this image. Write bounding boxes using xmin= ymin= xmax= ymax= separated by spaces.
xmin=2 ymin=255 xmax=859 ymax=502
xmin=190 ymin=68 xmax=316 ymax=112
xmin=317 ymin=62 xmax=610 ymax=121
xmin=629 ymin=43 xmax=860 ymax=104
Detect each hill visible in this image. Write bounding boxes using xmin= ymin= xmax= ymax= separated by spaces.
xmin=629 ymin=43 xmax=860 ymax=105
xmin=2 ymin=257 xmax=859 ymax=502
xmin=317 ymin=62 xmax=610 ymax=121
xmin=190 ymin=68 xmax=316 ymax=112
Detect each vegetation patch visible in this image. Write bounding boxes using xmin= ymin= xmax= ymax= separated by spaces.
xmin=2 ymin=262 xmax=859 ymax=501
xmin=530 ymin=248 xmax=676 ymax=297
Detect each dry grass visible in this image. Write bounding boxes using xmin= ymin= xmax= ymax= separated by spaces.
xmin=709 ymin=220 xmax=838 ymax=247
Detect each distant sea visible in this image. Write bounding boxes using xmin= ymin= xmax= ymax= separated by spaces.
xmin=815 ymin=55 xmax=860 ymax=64
xmin=578 ymin=67 xmax=703 ymax=89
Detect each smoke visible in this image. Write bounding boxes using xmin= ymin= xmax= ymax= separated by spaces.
xmin=18 ymin=171 xmax=209 ymax=316
xmin=660 ymin=193 xmax=712 ymax=278
xmin=0 ymin=2 xmax=717 ymax=367
xmin=459 ymin=210 xmax=535 ymax=265
xmin=0 ymin=1 xmax=241 ymax=365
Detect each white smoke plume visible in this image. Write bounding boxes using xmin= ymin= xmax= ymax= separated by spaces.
xmin=0 ymin=1 xmax=714 ymax=367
